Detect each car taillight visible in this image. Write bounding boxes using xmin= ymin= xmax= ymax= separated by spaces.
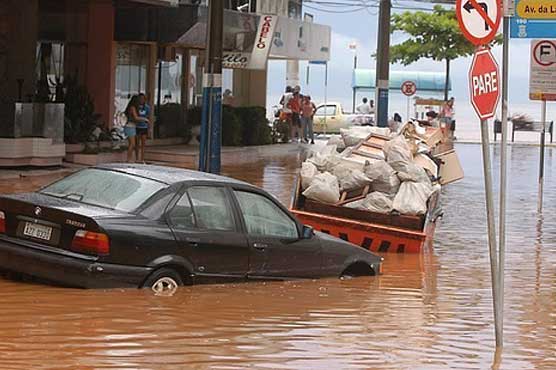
xmin=0 ymin=211 xmax=5 ymax=233
xmin=71 ymin=230 xmax=110 ymax=255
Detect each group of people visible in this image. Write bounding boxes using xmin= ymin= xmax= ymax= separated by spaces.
xmin=356 ymin=97 xmax=375 ymax=115
xmin=279 ymin=85 xmax=317 ymax=144
xmin=124 ymin=93 xmax=151 ymax=163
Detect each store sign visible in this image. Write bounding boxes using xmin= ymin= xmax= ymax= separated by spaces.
xmin=269 ymin=17 xmax=331 ymax=61
xmin=530 ymin=39 xmax=556 ymax=100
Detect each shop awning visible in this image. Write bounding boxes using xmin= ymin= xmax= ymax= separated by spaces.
xmin=352 ymin=69 xmax=451 ymax=93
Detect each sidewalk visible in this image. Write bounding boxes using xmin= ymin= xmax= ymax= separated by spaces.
xmin=145 ymin=143 xmax=310 ymax=168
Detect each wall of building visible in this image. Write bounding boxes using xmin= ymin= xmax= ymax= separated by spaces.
xmin=0 ymin=0 xmax=38 ymax=134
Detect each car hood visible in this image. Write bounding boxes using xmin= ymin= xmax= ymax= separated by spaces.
xmin=1 ymin=192 xmax=129 ymax=219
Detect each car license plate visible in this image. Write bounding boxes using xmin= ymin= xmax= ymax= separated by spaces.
xmin=23 ymin=222 xmax=53 ymax=241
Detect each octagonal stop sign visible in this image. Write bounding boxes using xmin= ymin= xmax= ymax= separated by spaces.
xmin=469 ymin=48 xmax=500 ymax=120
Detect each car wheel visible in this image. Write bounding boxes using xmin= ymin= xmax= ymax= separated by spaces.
xmin=143 ymin=268 xmax=183 ymax=295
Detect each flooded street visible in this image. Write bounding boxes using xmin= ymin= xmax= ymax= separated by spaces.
xmin=0 ymin=143 xmax=554 ymax=369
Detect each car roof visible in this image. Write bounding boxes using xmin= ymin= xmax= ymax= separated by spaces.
xmin=95 ymin=163 xmax=251 ymax=187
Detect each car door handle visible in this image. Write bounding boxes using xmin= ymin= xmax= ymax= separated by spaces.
xmin=252 ymin=242 xmax=268 ymax=250
xmin=186 ymin=237 xmax=201 ymax=247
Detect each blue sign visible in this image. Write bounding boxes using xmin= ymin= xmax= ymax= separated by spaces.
xmin=510 ymin=0 xmax=556 ymax=38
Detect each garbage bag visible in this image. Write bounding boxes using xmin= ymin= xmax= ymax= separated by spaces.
xmin=383 ymin=134 xmax=412 ymax=163
xmin=302 ymin=172 xmax=340 ymax=204
xmin=344 ymin=192 xmax=393 ymax=214
xmin=364 ymin=160 xmax=401 ymax=195
xmin=340 ymin=127 xmax=372 ymax=147
xmin=300 ymin=162 xmax=319 ymax=190
xmin=392 ymin=182 xmax=433 ymax=215
xmin=333 ymin=165 xmax=372 ymax=191
xmin=327 ymin=135 xmax=346 ymax=151
xmin=307 ymin=144 xmax=338 ymax=172
xmin=390 ymin=160 xmax=431 ymax=184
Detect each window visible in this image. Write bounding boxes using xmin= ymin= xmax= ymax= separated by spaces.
xmin=168 ymin=192 xmax=196 ymax=229
xmin=234 ymin=191 xmax=298 ymax=238
xmin=315 ymin=105 xmax=337 ymax=116
xmin=40 ymin=169 xmax=166 ymax=213
xmin=187 ymin=186 xmax=235 ymax=231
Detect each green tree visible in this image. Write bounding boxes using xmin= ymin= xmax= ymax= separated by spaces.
xmin=389 ymin=5 xmax=494 ymax=101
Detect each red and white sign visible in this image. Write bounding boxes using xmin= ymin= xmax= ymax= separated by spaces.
xmin=530 ymin=39 xmax=556 ymax=101
xmin=401 ymin=81 xmax=417 ymax=96
xmin=456 ymin=0 xmax=501 ymax=45
xmin=469 ymin=48 xmax=500 ymax=120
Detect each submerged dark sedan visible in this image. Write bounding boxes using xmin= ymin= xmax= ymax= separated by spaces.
xmin=0 ymin=164 xmax=382 ymax=292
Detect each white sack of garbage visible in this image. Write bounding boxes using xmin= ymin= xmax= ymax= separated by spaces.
xmin=345 ymin=192 xmax=393 ymax=214
xmin=307 ymin=144 xmax=338 ymax=172
xmin=390 ymin=160 xmax=431 ymax=184
xmin=302 ymin=172 xmax=341 ymax=204
xmin=300 ymin=162 xmax=319 ymax=190
xmin=364 ymin=160 xmax=400 ymax=195
xmin=392 ymin=182 xmax=433 ymax=215
xmin=327 ymin=135 xmax=346 ymax=151
xmin=333 ymin=164 xmax=372 ymax=191
xmin=383 ymin=134 xmax=412 ymax=163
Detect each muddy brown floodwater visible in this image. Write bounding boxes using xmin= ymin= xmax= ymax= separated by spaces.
xmin=0 ymin=143 xmax=554 ymax=369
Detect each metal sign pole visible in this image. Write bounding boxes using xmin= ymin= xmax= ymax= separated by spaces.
xmin=538 ymin=99 xmax=546 ymax=212
xmin=497 ymin=12 xmax=510 ymax=348
xmin=480 ymin=120 xmax=501 ymax=347
xmin=406 ymin=96 xmax=410 ymax=121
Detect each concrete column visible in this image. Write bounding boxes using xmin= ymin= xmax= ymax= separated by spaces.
xmin=286 ymin=60 xmax=300 ymax=88
xmin=232 ymin=69 xmax=267 ymax=108
xmin=86 ymin=0 xmax=116 ymax=128
xmin=65 ymin=0 xmax=89 ymax=85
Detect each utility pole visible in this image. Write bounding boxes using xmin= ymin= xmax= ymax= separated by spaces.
xmin=375 ymin=0 xmax=391 ymax=128
xmin=199 ymin=0 xmax=224 ymax=174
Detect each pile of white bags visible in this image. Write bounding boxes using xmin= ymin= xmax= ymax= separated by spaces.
xmin=300 ymin=131 xmax=440 ymax=216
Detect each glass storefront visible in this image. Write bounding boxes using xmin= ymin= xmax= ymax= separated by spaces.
xmin=114 ymin=43 xmax=149 ymax=126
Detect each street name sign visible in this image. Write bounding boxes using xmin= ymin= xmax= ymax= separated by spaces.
xmin=401 ymin=81 xmax=417 ymax=96
xmin=530 ymin=39 xmax=556 ymax=100
xmin=456 ymin=0 xmax=502 ymax=45
xmin=516 ymin=0 xmax=556 ymax=18
xmin=469 ymin=48 xmax=500 ymax=119
xmin=510 ymin=0 xmax=556 ymax=38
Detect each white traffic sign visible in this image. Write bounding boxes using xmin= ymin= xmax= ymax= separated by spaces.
xmin=401 ymin=81 xmax=417 ymax=96
xmin=456 ymin=0 xmax=502 ymax=45
xmin=530 ymin=39 xmax=556 ymax=100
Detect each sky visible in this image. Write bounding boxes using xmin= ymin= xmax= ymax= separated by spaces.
xmin=265 ymin=2 xmax=556 ymax=137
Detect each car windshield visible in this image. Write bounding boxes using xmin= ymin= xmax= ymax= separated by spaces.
xmin=40 ymin=168 xmax=167 ymax=212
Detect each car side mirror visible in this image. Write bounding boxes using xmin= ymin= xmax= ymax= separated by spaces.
xmin=302 ymin=225 xmax=315 ymax=239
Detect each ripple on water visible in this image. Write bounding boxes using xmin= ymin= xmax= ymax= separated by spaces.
xmin=0 ymin=144 xmax=555 ymax=369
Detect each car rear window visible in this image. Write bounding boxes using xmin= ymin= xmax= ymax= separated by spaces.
xmin=40 ymin=168 xmax=167 ymax=212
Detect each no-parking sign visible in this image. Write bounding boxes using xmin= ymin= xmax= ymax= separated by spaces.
xmin=530 ymin=39 xmax=556 ymax=100
xmin=456 ymin=0 xmax=502 ymax=45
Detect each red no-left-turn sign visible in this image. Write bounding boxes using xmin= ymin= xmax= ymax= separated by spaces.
xmin=401 ymin=81 xmax=417 ymax=96
xmin=456 ymin=0 xmax=501 ymax=45
xmin=469 ymin=48 xmax=500 ymax=120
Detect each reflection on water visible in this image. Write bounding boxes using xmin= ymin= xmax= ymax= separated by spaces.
xmin=0 ymin=143 xmax=554 ymax=369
